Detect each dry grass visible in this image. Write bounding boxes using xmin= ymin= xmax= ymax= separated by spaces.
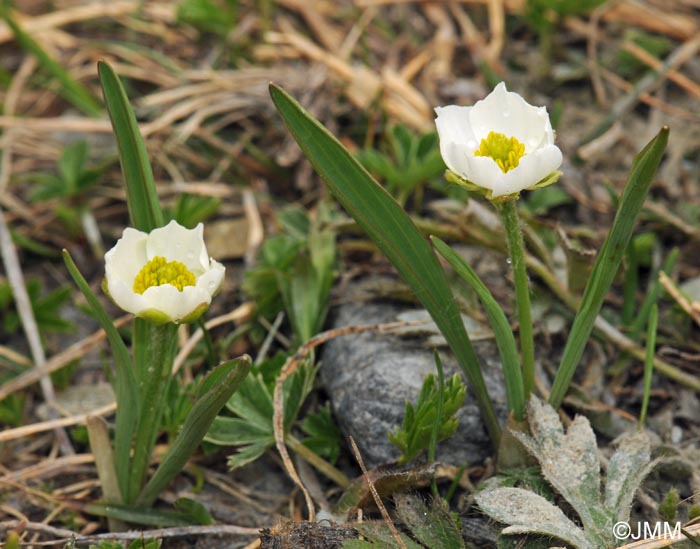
xmin=1 ymin=0 xmax=700 ymax=546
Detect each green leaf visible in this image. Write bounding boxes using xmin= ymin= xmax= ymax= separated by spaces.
xmin=1 ymin=10 xmax=101 ymax=117
xmin=522 ymin=186 xmax=572 ymax=215
xmin=128 ymin=539 xmax=161 ymax=549
xmin=549 ymin=127 xmax=669 ymax=409
xmin=629 ymin=247 xmax=678 ymax=339
xmin=177 ymin=0 xmax=238 ymax=36
xmin=206 ymin=416 xmax=272 ymax=445
xmin=173 ymin=497 xmax=214 ymax=525
xmin=98 ymin=61 xmax=163 ymax=232
xmin=300 ymin=403 xmax=342 ymax=464
xmin=137 ymin=355 xmax=252 ymax=506
xmin=89 ymin=542 xmax=123 ymax=549
xmin=224 ymin=372 xmax=275 ymax=431
xmin=432 ymin=237 xmax=525 ymax=420
xmin=226 ymin=441 xmax=271 ymax=469
xmin=59 ymin=141 xmax=88 ymax=194
xmin=63 ymin=250 xmax=137 ymax=501
xmin=129 ymin=321 xmax=178 ymax=502
xmin=639 ymin=304 xmax=657 ymax=428
xmin=205 ymin=353 xmax=315 ymax=469
xmin=388 ymin=372 xmax=466 ymax=464
xmin=166 ymin=194 xmax=221 ymax=228
xmin=85 ymin=500 xmax=207 ymax=527
xmin=269 ymin=83 xmax=500 ymax=446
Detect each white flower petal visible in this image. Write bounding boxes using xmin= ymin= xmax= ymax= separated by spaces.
xmin=469 ymin=83 xmax=550 ymax=151
xmin=107 ymin=278 xmax=149 ymax=316
xmin=196 ymin=260 xmax=225 ymax=296
xmin=459 ymin=153 xmax=506 ymax=192
xmin=141 ymin=284 xmax=212 ymax=322
xmin=147 ymin=220 xmax=208 ymax=273
xmin=105 ymin=227 xmax=148 ymax=287
xmin=491 ymin=145 xmax=563 ymax=198
xmin=435 ymin=105 xmax=478 ymax=147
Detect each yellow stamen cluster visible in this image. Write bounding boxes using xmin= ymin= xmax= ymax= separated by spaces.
xmin=474 ymin=131 xmax=525 ymax=173
xmin=133 ymin=256 xmax=196 ymax=294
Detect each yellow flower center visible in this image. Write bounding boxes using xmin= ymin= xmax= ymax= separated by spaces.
xmin=133 ymin=256 xmax=196 ymax=294
xmin=474 ymin=131 xmax=525 ymax=173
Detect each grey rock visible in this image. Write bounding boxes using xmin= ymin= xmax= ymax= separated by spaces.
xmin=320 ymin=300 xmax=509 ymax=469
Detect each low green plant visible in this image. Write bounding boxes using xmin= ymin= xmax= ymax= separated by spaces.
xmin=524 ymin=0 xmax=608 ymax=72
xmin=617 ymin=30 xmax=673 ymax=79
xmin=177 ymin=0 xmax=238 ymax=36
xmin=0 ymin=278 xmax=74 ymax=337
xmin=165 ymin=194 xmax=221 ymax=228
xmin=0 ymin=377 xmax=24 ymax=427
xmin=243 ymin=203 xmax=337 ymax=343
xmin=388 ymin=372 xmax=466 ymax=465
xmin=357 ymin=125 xmax=445 ymax=207
xmin=205 ymin=352 xmax=316 ymax=469
xmin=29 ymin=141 xmax=103 ymax=204
xmin=26 ymin=140 xmax=108 ymax=256
xmin=300 ymin=402 xmax=343 ymax=464
xmin=209 ymin=207 xmax=340 ymax=472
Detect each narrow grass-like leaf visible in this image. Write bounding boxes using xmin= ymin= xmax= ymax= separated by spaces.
xmin=429 ymin=350 xmax=445 ymax=491
xmin=98 ymin=61 xmax=163 ymax=232
xmin=63 ymin=249 xmax=136 ymax=501
xmin=639 ymin=304 xmax=657 ymax=428
xmin=137 ymin=355 xmax=252 ymax=506
xmin=621 ymin=242 xmax=638 ymax=325
xmin=84 ymin=502 xmax=205 ymax=527
xmin=433 ymin=237 xmax=525 ymax=420
xmin=629 ymin=247 xmax=678 ymax=339
xmin=1 ymin=11 xmax=102 ymax=117
xmin=269 ymin=83 xmax=500 ymax=445
xmin=128 ymin=321 xmax=178 ymax=502
xmin=549 ymin=127 xmax=669 ymax=409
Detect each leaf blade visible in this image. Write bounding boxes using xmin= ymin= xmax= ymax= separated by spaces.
xmin=432 ymin=236 xmax=525 ymax=420
xmin=98 ymin=61 xmax=163 ymax=232
xmin=1 ymin=11 xmax=102 ymax=117
xmin=137 ymin=355 xmax=252 ymax=506
xmin=549 ymin=127 xmax=669 ymax=409
xmin=62 ymin=249 xmax=136 ymax=501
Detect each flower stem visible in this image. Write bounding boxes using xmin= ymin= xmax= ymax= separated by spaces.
xmin=499 ymin=200 xmax=535 ymax=398
xmin=285 ymin=434 xmax=350 ymax=488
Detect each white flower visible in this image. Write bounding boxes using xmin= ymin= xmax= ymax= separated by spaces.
xmin=435 ymin=82 xmax=563 ymax=199
xmin=104 ymin=220 xmax=225 ymax=324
